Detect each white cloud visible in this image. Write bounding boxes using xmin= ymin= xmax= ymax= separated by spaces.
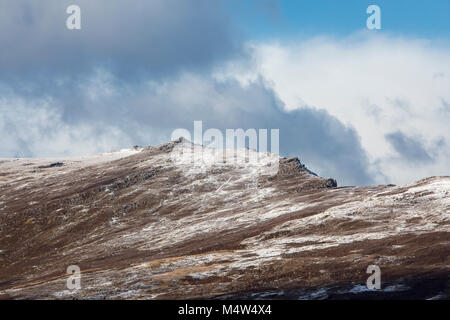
xmin=0 ymin=94 xmax=133 ymax=158
xmin=217 ymin=33 xmax=450 ymax=184
xmin=2 ymin=24 xmax=449 ymax=186
xmin=0 ymin=70 xmax=374 ymax=186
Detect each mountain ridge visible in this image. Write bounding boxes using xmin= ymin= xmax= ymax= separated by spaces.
xmin=0 ymin=140 xmax=448 ymax=299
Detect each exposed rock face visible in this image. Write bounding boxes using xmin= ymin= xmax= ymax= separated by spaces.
xmin=0 ymin=140 xmax=448 ymax=300
xmin=325 ymin=178 xmax=338 ymax=188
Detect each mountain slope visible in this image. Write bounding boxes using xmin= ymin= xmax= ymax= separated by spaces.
xmin=0 ymin=140 xmax=449 ymax=299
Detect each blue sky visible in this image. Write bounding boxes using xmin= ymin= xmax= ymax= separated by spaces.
xmin=229 ymin=0 xmax=450 ymax=40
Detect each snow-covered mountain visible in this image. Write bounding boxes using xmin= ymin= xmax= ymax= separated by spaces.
xmin=0 ymin=139 xmax=448 ymax=299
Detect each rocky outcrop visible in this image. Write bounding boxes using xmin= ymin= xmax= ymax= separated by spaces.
xmin=325 ymin=178 xmax=337 ymax=188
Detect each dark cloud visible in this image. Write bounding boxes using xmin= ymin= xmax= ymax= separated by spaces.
xmin=385 ymin=131 xmax=433 ymax=163
xmin=0 ymin=74 xmax=375 ymax=186
xmin=0 ymin=1 xmax=376 ymax=186
xmin=277 ymin=108 xmax=374 ymax=186
xmin=0 ymin=0 xmax=240 ymax=81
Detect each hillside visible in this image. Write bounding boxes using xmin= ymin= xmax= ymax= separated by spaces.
xmin=0 ymin=139 xmax=448 ymax=299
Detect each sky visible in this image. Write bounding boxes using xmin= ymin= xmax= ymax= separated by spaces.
xmin=230 ymin=0 xmax=450 ymax=40
xmin=0 ymin=0 xmax=449 ymax=186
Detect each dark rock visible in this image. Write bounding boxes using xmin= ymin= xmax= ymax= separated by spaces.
xmin=38 ymin=162 xmax=64 ymax=169
xmin=325 ymin=178 xmax=338 ymax=188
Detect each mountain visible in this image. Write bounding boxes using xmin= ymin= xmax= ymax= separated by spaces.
xmin=0 ymin=139 xmax=448 ymax=299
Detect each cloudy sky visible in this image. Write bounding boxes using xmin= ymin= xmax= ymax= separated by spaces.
xmin=1 ymin=0 xmax=449 ymax=186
